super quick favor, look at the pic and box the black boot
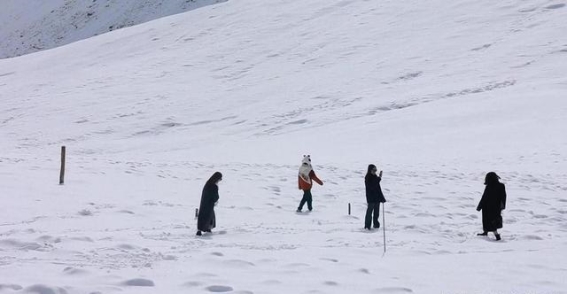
[196,231,202,236]
[495,233,501,241]
[477,232,488,236]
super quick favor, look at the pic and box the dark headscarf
[206,172,223,186]
[484,172,500,186]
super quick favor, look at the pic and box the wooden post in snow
[348,203,351,215]
[59,146,66,185]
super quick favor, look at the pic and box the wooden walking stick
[382,202,387,255]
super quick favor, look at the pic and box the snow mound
[121,279,155,287]
[23,285,68,294]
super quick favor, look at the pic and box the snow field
[1,0,567,293]
[1,155,566,293]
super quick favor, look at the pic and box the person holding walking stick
[364,164,386,230]
[196,172,222,236]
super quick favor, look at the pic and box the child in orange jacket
[297,155,323,212]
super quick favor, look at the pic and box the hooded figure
[297,155,323,212]
[364,164,386,230]
[476,172,507,240]
[197,172,222,236]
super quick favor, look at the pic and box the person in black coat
[197,172,222,236]
[364,164,386,230]
[477,172,507,240]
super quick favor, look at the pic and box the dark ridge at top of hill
[0,0,226,59]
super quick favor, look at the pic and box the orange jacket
[298,170,323,190]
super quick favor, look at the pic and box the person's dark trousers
[298,190,313,211]
[365,202,381,229]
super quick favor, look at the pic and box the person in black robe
[477,172,507,240]
[364,164,386,230]
[197,172,222,236]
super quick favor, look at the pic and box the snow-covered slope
[1,0,566,293]
[1,0,565,167]
[0,0,226,59]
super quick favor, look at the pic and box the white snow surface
[1,0,567,293]
[0,0,226,59]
